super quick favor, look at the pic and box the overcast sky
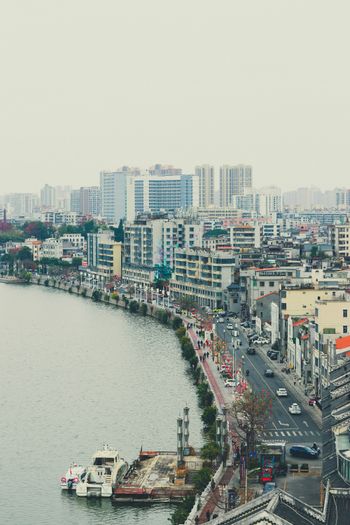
[0,0,349,193]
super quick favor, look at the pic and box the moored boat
[76,445,128,498]
[60,464,86,491]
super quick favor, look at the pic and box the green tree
[72,257,82,269]
[200,442,220,466]
[172,316,183,330]
[92,290,102,302]
[192,467,212,492]
[23,221,52,240]
[112,219,124,242]
[16,246,33,261]
[140,303,147,316]
[129,300,140,313]
[175,326,186,339]
[168,495,195,525]
[201,406,217,431]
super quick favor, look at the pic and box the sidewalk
[198,466,234,523]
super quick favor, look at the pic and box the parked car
[289,445,320,459]
[264,369,274,377]
[227,323,234,330]
[224,379,236,388]
[217,317,225,323]
[288,403,302,415]
[247,347,256,355]
[269,352,278,360]
[276,388,288,397]
[232,330,238,337]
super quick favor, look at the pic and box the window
[269,281,275,287]
[343,309,348,318]
[343,326,348,334]
[281,303,286,310]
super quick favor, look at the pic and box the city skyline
[1,1,350,193]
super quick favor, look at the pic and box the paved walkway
[197,466,234,523]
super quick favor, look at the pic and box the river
[0,284,202,525]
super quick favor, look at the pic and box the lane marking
[303,420,309,427]
[310,430,314,436]
[298,431,303,436]
[292,431,297,436]
[286,431,291,436]
[280,431,285,436]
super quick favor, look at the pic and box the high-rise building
[79,186,101,216]
[126,173,199,221]
[40,184,56,209]
[70,189,81,213]
[54,185,72,211]
[3,193,39,218]
[219,165,252,206]
[148,164,182,176]
[100,167,140,224]
[195,165,214,208]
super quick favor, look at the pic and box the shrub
[172,316,183,330]
[169,495,195,525]
[201,406,217,430]
[104,293,110,301]
[44,279,49,287]
[92,290,102,302]
[140,303,147,316]
[175,326,186,339]
[157,309,168,325]
[68,287,73,293]
[129,300,140,313]
[111,292,119,303]
[81,288,87,297]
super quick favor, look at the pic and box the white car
[288,403,302,415]
[227,323,234,330]
[217,318,225,323]
[224,379,236,388]
[276,388,288,397]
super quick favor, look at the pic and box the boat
[76,445,128,498]
[60,463,86,491]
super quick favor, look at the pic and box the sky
[0,0,350,194]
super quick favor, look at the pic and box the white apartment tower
[100,167,140,224]
[195,165,214,208]
[219,165,252,207]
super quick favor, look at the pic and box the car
[247,347,256,355]
[289,445,320,459]
[288,403,302,415]
[217,317,225,323]
[276,388,288,397]
[232,330,238,337]
[224,379,236,387]
[264,369,274,377]
[269,352,278,360]
[227,323,234,330]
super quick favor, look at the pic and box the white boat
[60,463,86,491]
[76,445,128,498]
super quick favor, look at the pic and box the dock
[113,450,203,504]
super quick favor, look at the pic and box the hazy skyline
[1,1,349,193]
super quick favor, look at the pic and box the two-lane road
[215,318,321,444]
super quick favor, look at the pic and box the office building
[79,186,101,216]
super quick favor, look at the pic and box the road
[215,318,321,446]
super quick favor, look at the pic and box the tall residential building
[3,193,39,218]
[100,167,140,224]
[195,165,214,208]
[70,189,81,213]
[233,186,282,216]
[40,184,56,209]
[87,230,122,280]
[148,164,182,176]
[219,164,252,207]
[126,173,199,221]
[54,185,72,211]
[79,186,101,216]
[331,221,350,258]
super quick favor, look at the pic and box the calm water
[0,284,202,525]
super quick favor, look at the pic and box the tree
[168,495,195,525]
[129,300,140,313]
[112,219,124,242]
[16,246,33,262]
[200,442,220,466]
[172,316,183,330]
[92,290,102,302]
[23,221,52,240]
[140,303,147,316]
[192,467,212,492]
[72,257,82,269]
[231,390,272,466]
[201,406,217,431]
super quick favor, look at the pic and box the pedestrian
[206,510,211,521]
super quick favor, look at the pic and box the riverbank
[31,277,231,524]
